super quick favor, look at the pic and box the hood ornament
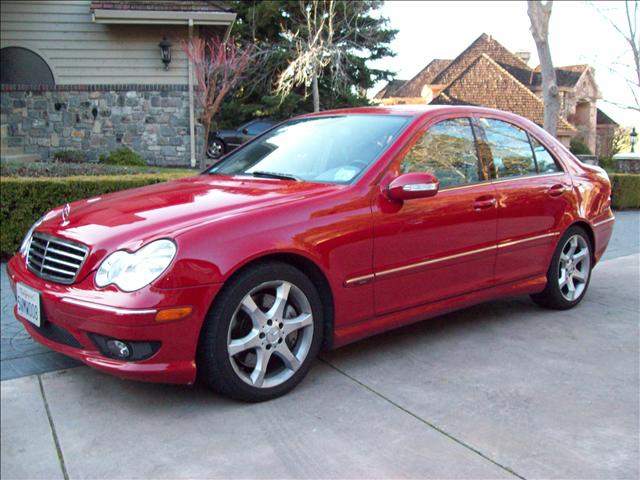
[61,203,71,225]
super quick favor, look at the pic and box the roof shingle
[431,33,531,85]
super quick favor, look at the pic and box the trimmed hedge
[0,161,195,178]
[0,172,193,259]
[610,173,640,210]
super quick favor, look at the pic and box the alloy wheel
[207,140,223,159]
[227,281,314,389]
[558,234,590,301]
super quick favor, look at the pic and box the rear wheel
[531,226,592,310]
[197,262,323,402]
[207,138,225,159]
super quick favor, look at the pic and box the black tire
[197,261,324,402]
[531,226,593,310]
[206,137,225,159]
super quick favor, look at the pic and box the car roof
[301,104,528,121]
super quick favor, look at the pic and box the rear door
[372,116,498,315]
[474,117,573,284]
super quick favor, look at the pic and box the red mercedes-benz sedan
[8,106,614,401]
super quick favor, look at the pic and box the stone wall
[0,85,203,166]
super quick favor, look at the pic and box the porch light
[159,36,172,70]
[630,127,637,153]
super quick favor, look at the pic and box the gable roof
[394,59,451,97]
[597,108,619,126]
[431,33,531,85]
[374,79,408,99]
[530,64,589,88]
[431,54,575,133]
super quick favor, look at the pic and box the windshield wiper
[251,171,300,181]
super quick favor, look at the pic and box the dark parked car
[207,119,278,159]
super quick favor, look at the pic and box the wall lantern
[159,37,172,70]
[630,127,637,153]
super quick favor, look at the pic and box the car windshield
[208,114,412,184]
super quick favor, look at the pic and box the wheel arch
[210,252,336,350]
[565,220,596,263]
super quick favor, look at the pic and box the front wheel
[197,262,323,402]
[531,226,592,310]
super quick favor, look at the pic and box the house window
[0,47,54,86]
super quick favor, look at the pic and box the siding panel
[0,0,190,85]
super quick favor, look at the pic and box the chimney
[515,50,531,64]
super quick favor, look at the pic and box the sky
[368,0,639,130]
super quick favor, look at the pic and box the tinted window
[531,136,560,173]
[210,115,411,184]
[480,118,536,178]
[401,118,482,188]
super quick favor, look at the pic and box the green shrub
[53,149,87,163]
[570,138,592,155]
[99,148,147,166]
[0,161,194,178]
[0,172,193,259]
[610,173,640,209]
[599,156,615,173]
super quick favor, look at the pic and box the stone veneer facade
[0,84,203,166]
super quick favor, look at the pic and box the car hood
[37,175,342,254]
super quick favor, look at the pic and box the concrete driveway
[1,213,638,479]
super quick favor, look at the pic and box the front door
[372,117,498,315]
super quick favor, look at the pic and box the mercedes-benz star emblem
[61,203,71,225]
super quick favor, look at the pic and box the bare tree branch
[183,36,252,167]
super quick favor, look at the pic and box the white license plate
[16,283,41,327]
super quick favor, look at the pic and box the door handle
[547,184,567,197]
[473,196,497,210]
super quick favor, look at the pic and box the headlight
[19,215,45,257]
[95,239,176,292]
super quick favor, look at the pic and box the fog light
[106,339,131,359]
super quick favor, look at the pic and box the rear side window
[480,118,536,178]
[400,118,482,188]
[530,136,560,173]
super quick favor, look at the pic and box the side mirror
[241,128,249,135]
[387,172,439,201]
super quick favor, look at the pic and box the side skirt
[332,275,547,349]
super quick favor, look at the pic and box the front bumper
[7,256,222,384]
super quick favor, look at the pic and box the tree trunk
[311,71,320,112]
[201,121,211,170]
[528,1,560,136]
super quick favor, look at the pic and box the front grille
[27,233,89,284]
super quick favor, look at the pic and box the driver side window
[400,118,482,188]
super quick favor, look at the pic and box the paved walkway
[1,213,638,478]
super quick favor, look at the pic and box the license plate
[16,283,41,327]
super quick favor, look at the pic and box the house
[376,33,613,153]
[0,0,236,166]
[595,109,620,158]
